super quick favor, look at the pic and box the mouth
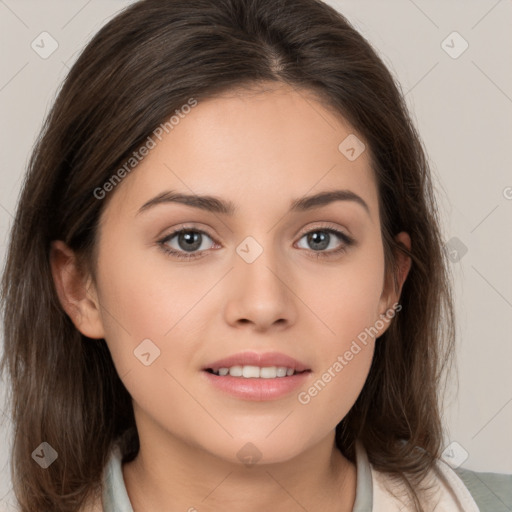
[204,366,312,378]
[201,362,312,401]
[202,350,311,378]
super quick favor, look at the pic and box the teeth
[211,365,298,378]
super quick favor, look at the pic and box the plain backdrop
[0,0,511,509]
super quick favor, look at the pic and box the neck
[122,425,357,512]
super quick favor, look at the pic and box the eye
[158,227,217,260]
[295,225,355,259]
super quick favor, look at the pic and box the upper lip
[203,351,311,372]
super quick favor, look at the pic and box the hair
[0,0,456,510]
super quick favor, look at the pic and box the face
[69,83,407,465]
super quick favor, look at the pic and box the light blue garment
[102,443,133,512]
[101,441,512,511]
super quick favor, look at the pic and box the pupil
[309,231,329,250]
[180,231,201,252]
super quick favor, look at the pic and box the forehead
[102,83,379,224]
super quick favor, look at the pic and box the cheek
[291,240,384,422]
[294,277,379,436]
[93,234,204,376]
[94,248,209,434]
[299,235,386,346]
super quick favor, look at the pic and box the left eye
[296,229,348,252]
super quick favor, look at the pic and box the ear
[49,240,105,339]
[376,231,412,331]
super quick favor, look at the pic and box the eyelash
[157,223,355,261]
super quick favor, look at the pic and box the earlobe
[49,240,105,339]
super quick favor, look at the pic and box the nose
[222,242,298,332]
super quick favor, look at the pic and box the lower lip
[201,370,311,401]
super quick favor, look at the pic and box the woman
[1,0,510,510]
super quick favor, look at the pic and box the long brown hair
[0,0,456,510]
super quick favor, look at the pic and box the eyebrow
[136,189,370,217]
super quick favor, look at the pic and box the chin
[204,436,309,467]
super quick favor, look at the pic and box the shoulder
[454,466,512,512]
[371,458,486,511]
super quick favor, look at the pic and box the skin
[51,82,411,512]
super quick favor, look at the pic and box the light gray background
[1,0,511,509]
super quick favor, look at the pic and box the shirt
[101,441,512,511]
